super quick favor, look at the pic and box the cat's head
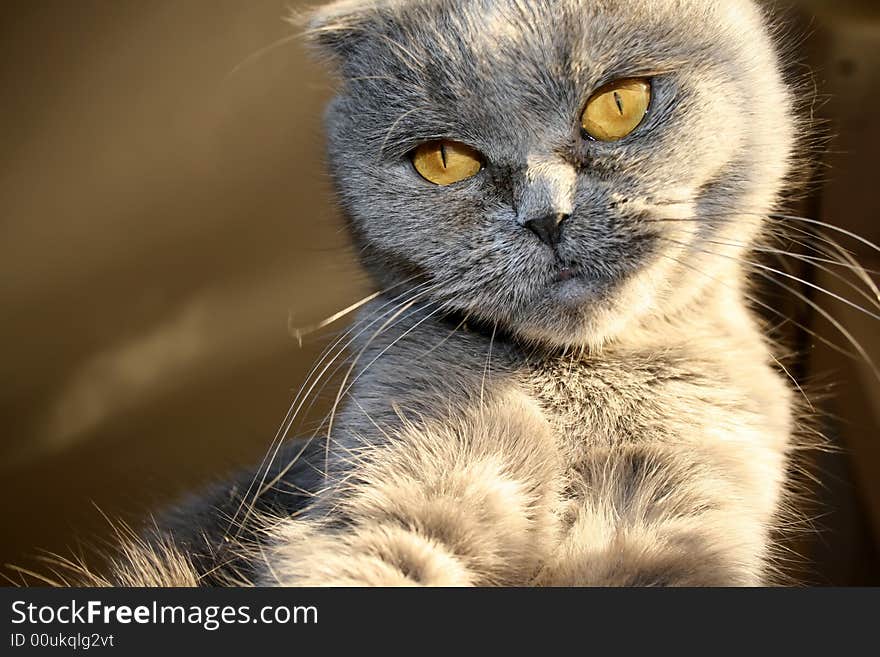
[305,0,796,348]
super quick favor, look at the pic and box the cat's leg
[535,440,788,587]
[259,396,561,586]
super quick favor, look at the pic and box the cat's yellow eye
[412,140,483,186]
[581,78,652,142]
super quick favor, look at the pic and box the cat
[93,0,812,586]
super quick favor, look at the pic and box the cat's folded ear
[293,0,394,64]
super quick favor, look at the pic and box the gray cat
[98,0,809,586]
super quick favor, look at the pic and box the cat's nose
[524,213,568,247]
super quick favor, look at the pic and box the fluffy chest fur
[521,340,793,453]
[293,297,795,586]
[333,298,792,460]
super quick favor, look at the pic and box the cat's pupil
[613,91,624,115]
[440,143,448,168]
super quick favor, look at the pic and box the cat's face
[309,0,795,348]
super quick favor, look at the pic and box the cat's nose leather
[524,213,568,247]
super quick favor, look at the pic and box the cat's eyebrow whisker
[374,33,424,70]
[225,32,304,79]
[378,106,424,158]
[345,74,398,83]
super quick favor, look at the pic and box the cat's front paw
[261,395,563,587]
[259,521,474,587]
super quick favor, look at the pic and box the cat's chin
[511,268,664,350]
[511,295,628,351]
[549,271,600,305]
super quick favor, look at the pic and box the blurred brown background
[1,0,878,586]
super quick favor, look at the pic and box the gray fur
[108,0,803,586]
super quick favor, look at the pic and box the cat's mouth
[553,264,585,284]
